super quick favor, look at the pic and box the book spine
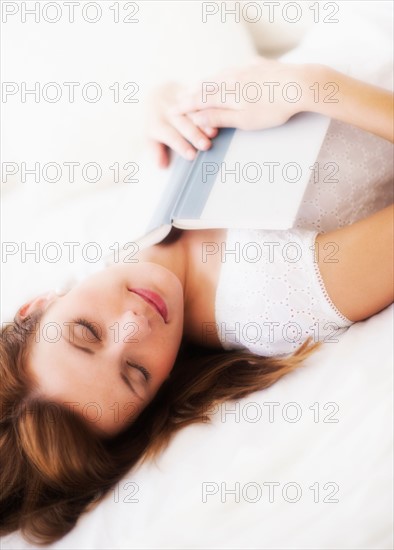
[144,154,197,234]
[173,128,235,219]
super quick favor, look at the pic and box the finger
[156,123,197,161]
[201,126,219,138]
[189,109,241,129]
[171,114,212,151]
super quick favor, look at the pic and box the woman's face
[25,262,185,437]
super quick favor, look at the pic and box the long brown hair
[0,309,317,545]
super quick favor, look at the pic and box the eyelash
[73,317,101,340]
[73,317,151,383]
[126,361,151,382]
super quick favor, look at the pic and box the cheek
[153,355,175,381]
[147,346,177,389]
[155,332,182,366]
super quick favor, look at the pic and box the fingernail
[198,138,210,150]
[205,127,216,137]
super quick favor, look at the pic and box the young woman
[1,57,393,545]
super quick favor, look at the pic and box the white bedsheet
[3,304,393,549]
[1,2,393,549]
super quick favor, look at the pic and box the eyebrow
[61,335,144,401]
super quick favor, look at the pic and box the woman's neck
[177,228,228,349]
[134,228,192,313]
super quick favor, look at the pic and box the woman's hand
[146,82,218,168]
[170,56,308,131]
[147,58,393,169]
[171,56,394,143]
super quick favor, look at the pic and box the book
[135,112,330,250]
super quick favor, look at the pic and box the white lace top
[214,227,352,356]
[293,120,393,233]
[214,121,393,356]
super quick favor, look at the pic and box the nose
[118,310,152,342]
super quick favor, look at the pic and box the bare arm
[171,58,394,152]
[303,65,394,143]
[317,205,394,322]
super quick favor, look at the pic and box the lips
[128,288,168,323]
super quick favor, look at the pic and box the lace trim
[311,246,353,326]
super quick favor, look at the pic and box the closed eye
[67,318,149,398]
[73,317,102,341]
[126,361,151,382]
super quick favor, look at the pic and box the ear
[16,290,58,322]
